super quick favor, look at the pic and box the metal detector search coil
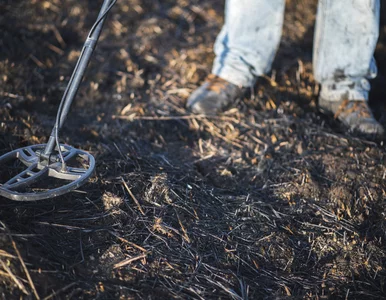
[0,145,95,201]
[0,0,116,201]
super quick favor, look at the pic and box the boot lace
[205,74,230,93]
[334,100,371,119]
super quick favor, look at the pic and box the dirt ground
[1,0,386,299]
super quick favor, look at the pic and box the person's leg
[314,0,383,136]
[187,0,285,114]
[212,0,286,87]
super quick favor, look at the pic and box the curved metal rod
[43,0,117,159]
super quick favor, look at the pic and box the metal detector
[0,0,117,201]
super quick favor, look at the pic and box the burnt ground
[0,0,386,299]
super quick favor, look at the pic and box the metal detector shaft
[43,0,114,157]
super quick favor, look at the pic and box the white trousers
[212,0,380,101]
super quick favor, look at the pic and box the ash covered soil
[0,0,386,299]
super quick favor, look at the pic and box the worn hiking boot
[186,74,243,114]
[319,97,384,137]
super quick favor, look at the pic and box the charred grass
[0,0,386,299]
